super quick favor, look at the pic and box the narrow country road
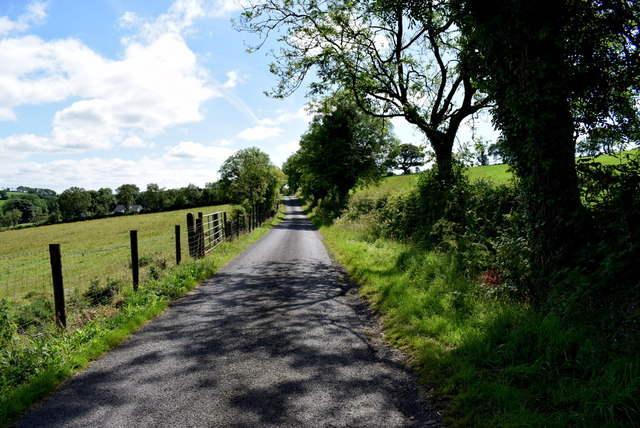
[17,197,441,427]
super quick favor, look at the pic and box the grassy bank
[306,152,639,427]
[0,207,284,426]
[311,216,637,427]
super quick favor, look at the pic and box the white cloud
[222,70,240,88]
[165,140,235,162]
[0,155,226,193]
[237,125,283,141]
[0,1,48,36]
[0,10,217,154]
[121,136,153,148]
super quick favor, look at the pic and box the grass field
[0,205,231,301]
[361,148,640,193]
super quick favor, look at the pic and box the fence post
[130,230,139,291]
[195,217,204,259]
[213,212,220,245]
[223,212,229,240]
[175,224,181,265]
[187,213,195,257]
[48,243,66,329]
[197,212,204,258]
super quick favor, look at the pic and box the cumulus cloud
[0,0,218,154]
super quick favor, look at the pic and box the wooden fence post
[187,213,195,257]
[48,243,66,329]
[195,217,204,259]
[223,212,230,240]
[130,230,139,291]
[175,224,181,265]
[197,212,204,258]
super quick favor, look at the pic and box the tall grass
[315,217,638,427]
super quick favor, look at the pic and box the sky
[0,0,487,194]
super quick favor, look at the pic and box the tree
[453,0,640,292]
[58,187,91,221]
[2,197,37,223]
[392,143,426,174]
[288,92,399,210]
[179,184,203,208]
[0,209,22,228]
[138,184,162,212]
[115,184,140,213]
[219,147,284,214]
[238,0,489,184]
[90,188,116,217]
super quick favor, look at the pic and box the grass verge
[0,208,284,426]
[307,209,638,427]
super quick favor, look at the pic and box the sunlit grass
[0,205,232,301]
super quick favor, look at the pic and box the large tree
[286,92,398,209]
[58,187,91,221]
[453,0,640,292]
[238,0,488,183]
[219,147,284,214]
[115,184,140,213]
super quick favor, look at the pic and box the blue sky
[0,0,487,193]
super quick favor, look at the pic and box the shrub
[0,299,15,348]
[84,278,123,306]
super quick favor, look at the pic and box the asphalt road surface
[17,197,441,427]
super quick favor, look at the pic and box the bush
[0,299,15,348]
[14,296,55,334]
[84,278,123,306]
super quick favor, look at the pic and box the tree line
[0,183,227,228]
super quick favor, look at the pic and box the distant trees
[58,187,92,221]
[392,144,426,174]
[284,92,398,210]
[219,147,284,214]
[89,188,116,217]
[115,184,140,214]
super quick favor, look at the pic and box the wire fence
[0,206,275,331]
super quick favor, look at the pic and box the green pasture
[0,205,231,301]
[359,148,639,195]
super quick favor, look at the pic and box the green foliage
[219,147,284,215]
[453,0,640,294]
[115,184,140,213]
[238,0,488,184]
[285,92,398,214]
[0,300,15,349]
[390,143,426,174]
[84,279,123,306]
[58,187,92,221]
[13,296,55,335]
[320,199,640,427]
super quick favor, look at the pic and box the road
[17,197,441,427]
